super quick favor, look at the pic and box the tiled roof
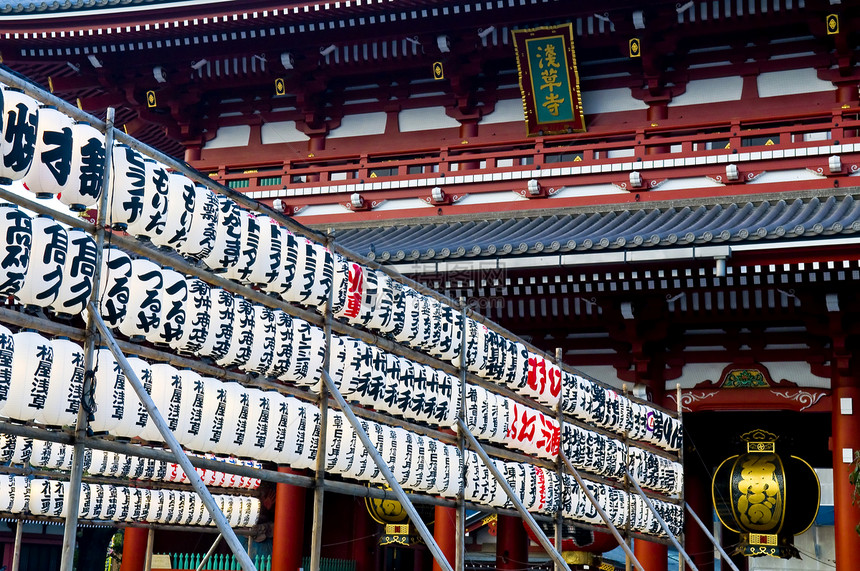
[335,191,860,262]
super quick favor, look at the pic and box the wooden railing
[204,107,860,198]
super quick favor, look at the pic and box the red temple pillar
[684,452,715,571]
[119,527,148,571]
[634,539,667,571]
[432,506,456,571]
[495,515,527,571]
[272,467,307,571]
[351,498,376,571]
[832,382,860,569]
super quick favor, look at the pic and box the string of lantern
[0,72,685,562]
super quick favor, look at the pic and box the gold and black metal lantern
[712,429,819,559]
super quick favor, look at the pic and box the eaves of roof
[330,187,860,263]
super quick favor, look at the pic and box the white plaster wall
[328,112,388,139]
[261,121,310,144]
[669,76,743,107]
[757,68,836,98]
[398,107,460,132]
[204,124,251,149]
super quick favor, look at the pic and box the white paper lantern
[118,258,162,340]
[0,475,15,511]
[262,394,293,464]
[151,172,195,249]
[246,215,282,286]
[125,159,169,238]
[215,296,254,368]
[176,184,218,260]
[155,268,188,346]
[98,247,132,328]
[50,228,96,316]
[36,337,85,427]
[242,305,275,375]
[0,204,32,296]
[178,370,213,453]
[213,381,250,456]
[283,237,333,308]
[265,310,293,379]
[55,121,106,211]
[140,363,179,442]
[3,331,53,422]
[21,105,74,198]
[289,400,320,470]
[90,347,125,433]
[201,194,241,272]
[108,144,146,230]
[15,215,67,307]
[0,324,14,411]
[197,286,233,360]
[351,269,379,328]
[171,277,211,355]
[0,87,39,184]
[332,257,365,320]
[28,478,53,516]
[9,475,30,514]
[280,319,326,390]
[112,356,153,439]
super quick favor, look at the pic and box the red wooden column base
[432,506,456,571]
[495,515,527,571]
[832,385,860,569]
[272,466,307,571]
[119,527,149,571]
[634,539,667,571]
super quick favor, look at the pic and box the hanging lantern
[201,194,241,272]
[265,310,293,379]
[0,204,32,296]
[141,364,182,443]
[50,228,96,317]
[151,172,194,249]
[242,305,276,375]
[108,144,146,230]
[118,258,163,340]
[3,331,53,423]
[279,318,326,390]
[246,215,282,286]
[178,370,214,453]
[112,356,154,439]
[0,87,39,184]
[215,296,254,368]
[55,121,106,211]
[36,337,85,428]
[156,268,188,346]
[212,381,250,456]
[171,278,211,355]
[16,215,67,308]
[90,347,125,434]
[713,429,820,559]
[197,286,234,360]
[98,247,133,328]
[21,105,74,198]
[286,237,333,308]
[125,159,169,238]
[176,183,218,261]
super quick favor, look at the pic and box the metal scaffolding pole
[684,503,739,571]
[456,418,572,571]
[455,298,468,571]
[196,534,224,571]
[89,303,258,571]
[559,451,645,571]
[11,518,22,571]
[59,106,116,571]
[320,368,455,571]
[625,470,697,571]
[310,240,335,571]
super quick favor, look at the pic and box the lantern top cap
[740,429,779,443]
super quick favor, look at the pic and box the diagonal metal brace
[456,418,572,571]
[559,451,645,571]
[321,369,455,571]
[625,469,698,571]
[89,303,258,571]
[685,503,739,571]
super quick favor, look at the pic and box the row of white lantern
[0,87,107,211]
[0,475,259,527]
[560,475,683,537]
[561,371,682,452]
[332,336,461,427]
[0,205,97,315]
[325,411,462,498]
[562,424,682,495]
[0,434,260,489]
[462,451,559,514]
